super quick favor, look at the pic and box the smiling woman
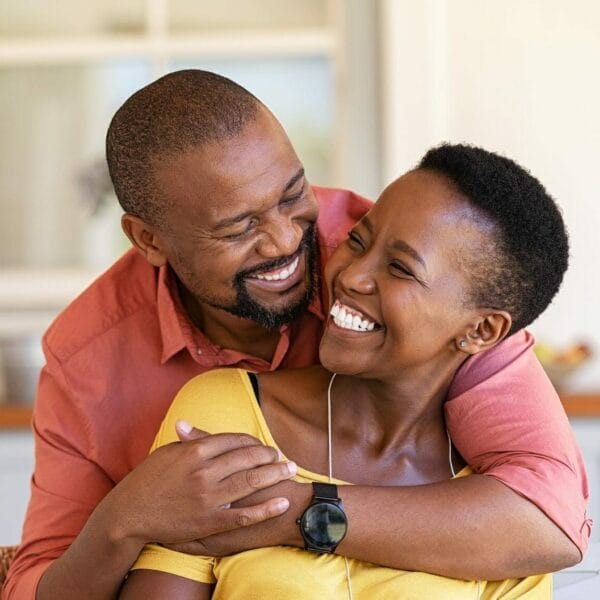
[121,143,570,600]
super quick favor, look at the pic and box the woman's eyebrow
[390,239,426,269]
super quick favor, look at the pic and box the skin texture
[119,171,579,598]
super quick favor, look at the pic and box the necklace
[326,373,479,600]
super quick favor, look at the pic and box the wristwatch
[297,482,348,553]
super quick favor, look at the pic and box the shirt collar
[156,265,190,364]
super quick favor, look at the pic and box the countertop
[2,394,600,429]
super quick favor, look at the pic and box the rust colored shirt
[3,187,590,599]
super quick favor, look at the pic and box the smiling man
[4,70,589,600]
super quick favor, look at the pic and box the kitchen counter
[2,394,600,429]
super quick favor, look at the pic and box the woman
[121,144,567,598]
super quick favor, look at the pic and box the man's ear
[455,310,512,355]
[121,213,168,268]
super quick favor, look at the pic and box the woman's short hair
[418,143,569,333]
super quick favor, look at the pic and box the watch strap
[312,482,340,502]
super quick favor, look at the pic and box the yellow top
[131,368,551,599]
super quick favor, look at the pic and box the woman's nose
[337,256,376,295]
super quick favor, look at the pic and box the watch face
[300,502,348,549]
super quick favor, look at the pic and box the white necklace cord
[448,431,480,599]
[328,374,475,600]
[326,372,337,482]
[447,429,456,477]
[327,372,354,600]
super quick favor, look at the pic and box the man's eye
[280,191,304,207]
[222,219,258,240]
[390,261,413,277]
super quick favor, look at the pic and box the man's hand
[104,420,296,547]
[164,478,309,556]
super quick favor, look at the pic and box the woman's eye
[347,231,364,250]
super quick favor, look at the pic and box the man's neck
[179,286,281,363]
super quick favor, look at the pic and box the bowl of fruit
[534,342,592,392]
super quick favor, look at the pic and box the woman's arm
[119,570,212,599]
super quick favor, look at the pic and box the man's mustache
[238,249,302,280]
[235,226,314,281]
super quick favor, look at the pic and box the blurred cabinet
[0,430,34,544]
[0,0,381,405]
[570,417,600,543]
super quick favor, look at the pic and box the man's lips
[244,254,305,293]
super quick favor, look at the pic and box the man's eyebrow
[283,167,305,194]
[361,215,426,269]
[214,168,306,230]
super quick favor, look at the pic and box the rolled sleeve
[445,330,591,554]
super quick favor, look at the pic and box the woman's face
[320,169,489,381]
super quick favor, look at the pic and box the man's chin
[229,284,312,330]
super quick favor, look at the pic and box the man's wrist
[92,488,147,553]
[282,481,313,547]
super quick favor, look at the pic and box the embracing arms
[120,331,586,599]
[3,371,294,600]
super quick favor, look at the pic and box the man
[4,70,589,599]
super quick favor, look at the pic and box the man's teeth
[330,301,376,332]
[254,256,300,281]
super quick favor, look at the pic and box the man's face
[152,109,320,329]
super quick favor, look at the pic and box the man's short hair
[418,143,569,333]
[106,69,261,225]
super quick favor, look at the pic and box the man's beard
[211,224,318,330]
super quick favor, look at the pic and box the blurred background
[0,0,599,583]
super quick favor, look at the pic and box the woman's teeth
[330,300,377,332]
[254,256,300,281]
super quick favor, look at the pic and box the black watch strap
[312,482,339,501]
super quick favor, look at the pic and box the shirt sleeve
[3,357,115,599]
[131,544,216,584]
[445,329,592,554]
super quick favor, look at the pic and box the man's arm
[178,331,585,579]
[3,367,293,600]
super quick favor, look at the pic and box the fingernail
[176,419,192,434]
[275,498,290,511]
[286,461,297,475]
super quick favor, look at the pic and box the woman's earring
[458,339,467,349]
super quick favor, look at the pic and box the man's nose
[256,214,303,258]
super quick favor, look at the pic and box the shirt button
[197,348,203,355]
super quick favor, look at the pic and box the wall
[380,0,600,389]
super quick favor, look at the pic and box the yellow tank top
[131,369,551,599]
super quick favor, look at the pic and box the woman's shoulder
[153,368,265,448]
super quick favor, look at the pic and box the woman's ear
[121,213,168,268]
[456,310,512,355]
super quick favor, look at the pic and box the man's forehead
[152,112,304,223]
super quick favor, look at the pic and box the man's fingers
[212,497,291,534]
[175,419,210,442]
[213,460,298,506]
[185,431,270,461]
